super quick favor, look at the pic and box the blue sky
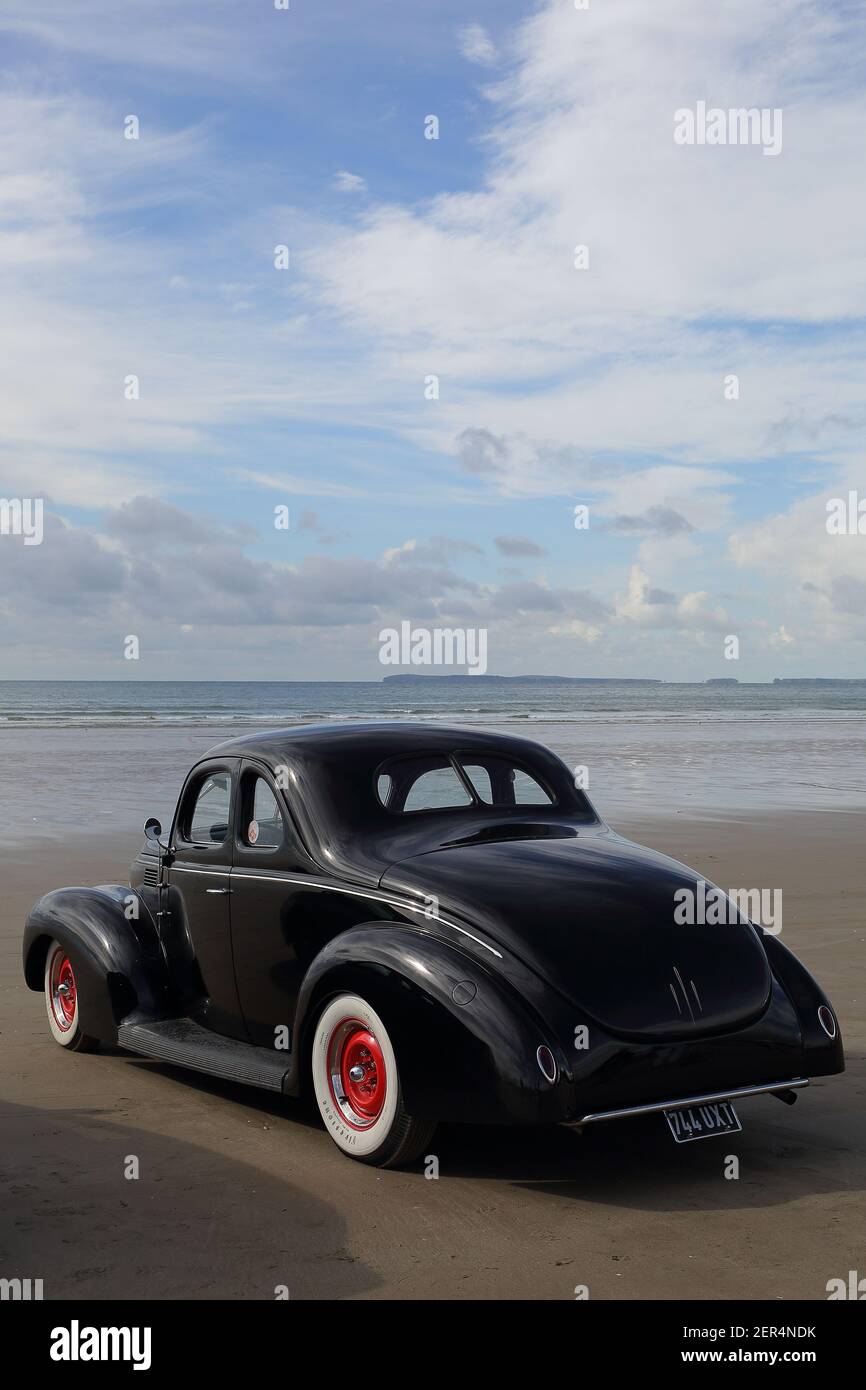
[1,0,865,679]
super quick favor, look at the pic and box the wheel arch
[290,923,565,1125]
[23,885,171,1042]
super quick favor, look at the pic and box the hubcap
[327,1019,387,1129]
[50,952,77,1032]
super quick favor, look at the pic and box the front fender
[24,885,172,1042]
[290,923,568,1124]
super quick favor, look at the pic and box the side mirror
[144,817,162,843]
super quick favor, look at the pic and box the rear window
[461,758,553,806]
[376,752,554,813]
[377,756,473,812]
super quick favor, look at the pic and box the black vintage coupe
[24,723,843,1166]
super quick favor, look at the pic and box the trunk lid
[381,827,771,1040]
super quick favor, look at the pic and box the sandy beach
[2,810,863,1301]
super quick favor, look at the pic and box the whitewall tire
[44,941,99,1052]
[311,992,435,1167]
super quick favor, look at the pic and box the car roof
[206,720,550,762]
[201,720,596,885]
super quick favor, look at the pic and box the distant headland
[382,674,662,684]
[382,674,865,685]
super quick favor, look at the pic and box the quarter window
[243,777,284,849]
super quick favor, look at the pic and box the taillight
[817,1005,837,1039]
[536,1045,557,1084]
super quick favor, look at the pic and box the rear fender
[24,885,172,1042]
[762,932,844,1074]
[290,924,567,1124]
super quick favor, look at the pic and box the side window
[187,772,232,845]
[242,776,284,850]
[512,768,552,805]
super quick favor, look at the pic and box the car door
[229,759,325,1048]
[167,757,246,1039]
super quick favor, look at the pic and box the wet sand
[1,813,864,1300]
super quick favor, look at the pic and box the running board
[571,1077,810,1126]
[118,1018,290,1093]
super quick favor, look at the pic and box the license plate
[664,1100,742,1143]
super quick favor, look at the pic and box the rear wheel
[311,992,436,1167]
[44,941,99,1052]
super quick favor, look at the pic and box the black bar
[7,1298,862,1375]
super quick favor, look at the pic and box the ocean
[3,678,866,726]
[1,680,865,839]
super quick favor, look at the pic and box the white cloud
[333,170,367,194]
[769,624,795,649]
[0,0,862,677]
[303,0,866,489]
[730,476,866,642]
[0,1,278,81]
[381,538,418,567]
[458,23,497,67]
[546,618,602,643]
[616,564,732,634]
[5,2,865,516]
[236,469,366,500]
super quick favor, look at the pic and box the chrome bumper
[570,1077,810,1126]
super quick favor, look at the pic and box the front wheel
[44,941,99,1052]
[311,993,436,1167]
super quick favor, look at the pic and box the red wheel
[50,953,77,1032]
[43,940,99,1051]
[327,1019,388,1128]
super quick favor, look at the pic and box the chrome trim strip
[672,964,696,1022]
[169,864,502,958]
[573,1077,809,1126]
[171,865,230,875]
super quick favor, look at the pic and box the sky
[1,0,865,681]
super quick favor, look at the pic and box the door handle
[206,887,231,895]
